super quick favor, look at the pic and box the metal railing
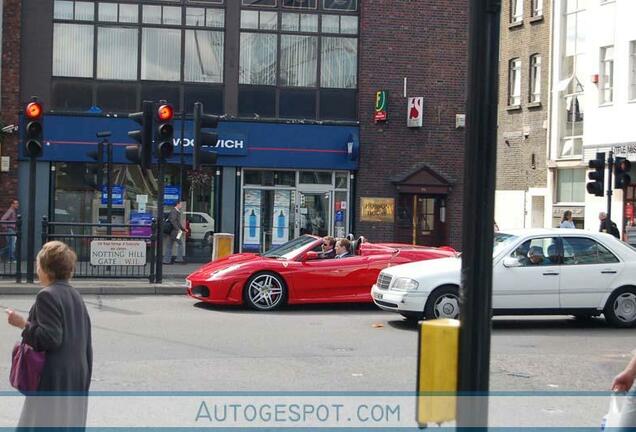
[42,217,157,282]
[0,216,22,282]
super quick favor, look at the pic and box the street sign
[164,185,181,206]
[90,240,146,266]
[407,97,423,128]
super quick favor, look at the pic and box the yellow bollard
[416,318,460,426]
[212,233,234,260]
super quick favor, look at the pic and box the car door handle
[601,270,617,274]
[542,272,559,276]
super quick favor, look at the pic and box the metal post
[607,151,614,223]
[214,168,222,234]
[107,139,113,236]
[457,0,501,428]
[26,156,37,283]
[15,214,22,284]
[156,161,165,284]
[149,218,157,283]
[41,216,48,248]
[350,172,356,236]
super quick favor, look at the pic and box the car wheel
[424,286,460,320]
[203,232,213,246]
[244,272,287,311]
[604,287,636,328]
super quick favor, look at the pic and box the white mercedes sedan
[371,229,636,327]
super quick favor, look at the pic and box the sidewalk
[0,262,198,296]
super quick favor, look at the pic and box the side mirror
[303,251,319,261]
[502,256,521,268]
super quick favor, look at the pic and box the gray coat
[18,281,92,429]
[168,207,185,240]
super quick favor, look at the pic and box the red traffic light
[157,104,174,122]
[25,102,43,119]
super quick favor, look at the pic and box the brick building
[356,0,468,249]
[0,0,21,212]
[495,0,551,229]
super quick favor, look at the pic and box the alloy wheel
[433,294,460,319]
[613,292,636,324]
[247,274,284,310]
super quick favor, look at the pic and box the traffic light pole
[457,0,501,428]
[156,160,165,284]
[107,138,113,236]
[26,155,37,283]
[607,151,614,223]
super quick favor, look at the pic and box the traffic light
[23,99,43,158]
[86,140,104,190]
[192,101,218,170]
[586,152,606,197]
[155,102,174,160]
[614,157,632,189]
[126,101,153,169]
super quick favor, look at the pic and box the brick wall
[356,0,468,249]
[496,0,551,191]
[0,0,21,211]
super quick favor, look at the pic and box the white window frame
[509,58,521,106]
[510,0,524,23]
[529,54,541,103]
[531,0,543,17]
[599,45,614,105]
[629,41,636,102]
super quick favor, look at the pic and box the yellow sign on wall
[360,197,395,223]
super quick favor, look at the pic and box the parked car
[186,235,457,311]
[372,229,636,327]
[185,212,215,243]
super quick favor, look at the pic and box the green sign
[374,91,388,122]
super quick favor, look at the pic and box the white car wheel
[605,288,636,328]
[424,286,460,320]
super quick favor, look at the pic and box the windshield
[262,235,318,259]
[494,233,518,257]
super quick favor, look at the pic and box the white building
[548,0,636,237]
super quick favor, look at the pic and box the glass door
[296,190,332,238]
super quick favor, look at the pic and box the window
[279,35,318,87]
[510,0,523,23]
[186,8,225,27]
[600,46,614,104]
[53,23,94,77]
[97,27,138,80]
[529,54,541,103]
[142,5,181,25]
[557,168,585,203]
[283,0,318,8]
[282,13,318,32]
[323,0,357,11]
[54,1,94,20]
[98,3,138,23]
[629,41,636,101]
[510,238,559,267]
[531,0,542,17]
[562,237,619,265]
[184,30,224,83]
[508,58,521,106]
[241,10,278,30]
[321,37,357,88]
[240,33,278,85]
[141,28,181,81]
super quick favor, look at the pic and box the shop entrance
[395,194,444,246]
[297,190,331,238]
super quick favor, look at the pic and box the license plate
[375,293,383,300]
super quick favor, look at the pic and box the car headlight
[391,277,420,292]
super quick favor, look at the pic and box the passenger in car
[318,236,336,259]
[514,243,531,265]
[334,239,353,259]
[547,244,560,264]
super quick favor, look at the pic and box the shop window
[244,170,263,185]
[239,86,276,118]
[184,86,224,115]
[96,83,138,112]
[243,170,296,186]
[279,89,316,119]
[274,171,296,186]
[52,80,93,111]
[300,171,331,184]
[335,172,348,189]
[319,89,356,120]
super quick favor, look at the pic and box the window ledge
[508,21,523,29]
[506,105,522,112]
[629,99,636,104]
[529,15,544,24]
[599,102,614,108]
[527,101,542,109]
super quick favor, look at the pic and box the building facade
[495,0,552,230]
[11,0,469,261]
[548,0,636,239]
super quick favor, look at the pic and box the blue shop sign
[19,114,359,170]
[101,185,124,205]
[130,211,153,238]
[164,186,181,206]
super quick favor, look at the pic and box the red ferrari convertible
[186,235,456,311]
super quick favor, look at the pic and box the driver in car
[527,246,549,265]
[318,236,336,259]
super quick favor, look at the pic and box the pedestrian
[599,212,621,239]
[1,199,19,262]
[611,352,636,427]
[559,210,575,228]
[5,241,92,429]
[163,202,188,264]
